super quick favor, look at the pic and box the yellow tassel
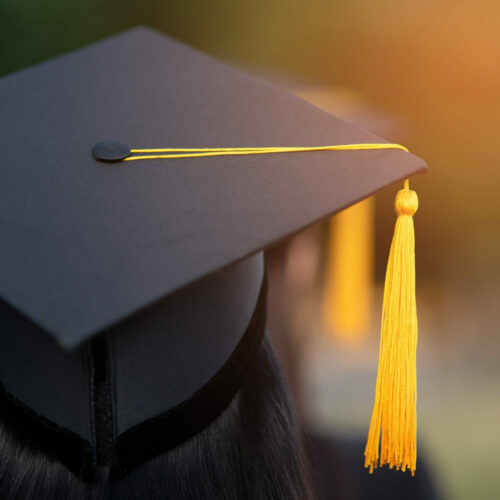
[322,198,374,342]
[364,179,418,476]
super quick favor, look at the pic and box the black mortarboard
[0,27,426,478]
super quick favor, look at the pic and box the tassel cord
[122,143,409,161]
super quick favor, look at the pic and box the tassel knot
[395,185,418,216]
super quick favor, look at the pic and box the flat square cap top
[0,27,426,348]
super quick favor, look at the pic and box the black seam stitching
[86,342,98,472]
[108,332,118,465]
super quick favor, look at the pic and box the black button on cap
[92,141,131,162]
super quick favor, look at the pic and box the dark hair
[0,336,311,499]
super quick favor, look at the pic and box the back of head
[0,253,311,499]
[0,337,311,499]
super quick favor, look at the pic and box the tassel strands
[364,179,419,475]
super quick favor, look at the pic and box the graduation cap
[0,27,426,479]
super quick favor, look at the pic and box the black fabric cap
[0,26,426,349]
[0,27,427,478]
[0,253,265,477]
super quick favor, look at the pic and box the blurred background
[1,1,499,498]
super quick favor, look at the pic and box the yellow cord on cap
[123,143,409,161]
[365,178,418,476]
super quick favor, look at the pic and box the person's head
[0,253,311,499]
[0,336,311,499]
